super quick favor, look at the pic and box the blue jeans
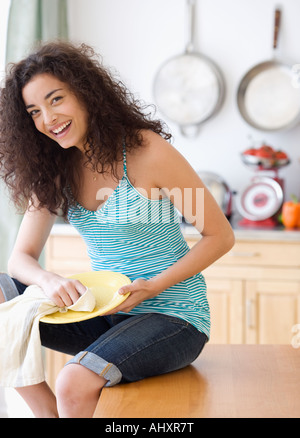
[1,274,208,386]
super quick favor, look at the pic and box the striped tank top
[68,145,210,337]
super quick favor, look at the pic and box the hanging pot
[153,0,225,137]
[198,171,232,219]
[237,8,300,132]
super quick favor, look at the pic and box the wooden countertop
[94,344,300,418]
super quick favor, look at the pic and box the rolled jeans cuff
[66,351,122,387]
[0,273,19,301]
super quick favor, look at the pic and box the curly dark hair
[0,41,171,218]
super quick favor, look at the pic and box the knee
[55,364,78,403]
[56,364,106,407]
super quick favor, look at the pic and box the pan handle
[180,124,201,138]
[185,0,196,53]
[273,8,281,50]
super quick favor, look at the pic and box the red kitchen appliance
[236,147,289,227]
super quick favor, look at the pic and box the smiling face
[22,73,89,151]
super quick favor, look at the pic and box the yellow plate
[40,271,131,324]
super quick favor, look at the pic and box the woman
[0,41,234,418]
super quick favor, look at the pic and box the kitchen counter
[51,221,300,242]
[183,223,300,242]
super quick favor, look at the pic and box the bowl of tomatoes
[241,144,290,170]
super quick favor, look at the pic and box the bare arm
[7,203,86,307]
[147,134,235,293]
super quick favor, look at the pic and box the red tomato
[243,148,257,155]
[275,150,288,160]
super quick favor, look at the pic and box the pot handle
[180,124,201,138]
[185,0,196,53]
[273,8,281,50]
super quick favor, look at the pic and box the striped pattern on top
[68,147,210,337]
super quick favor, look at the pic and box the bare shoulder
[129,130,186,172]
[131,130,200,189]
[139,129,177,159]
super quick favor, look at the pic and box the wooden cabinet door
[205,278,244,344]
[245,280,300,344]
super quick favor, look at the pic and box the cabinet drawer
[218,241,300,268]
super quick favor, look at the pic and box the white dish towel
[0,285,96,387]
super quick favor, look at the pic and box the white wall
[68,0,300,209]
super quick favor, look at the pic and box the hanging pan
[237,8,300,132]
[153,0,225,137]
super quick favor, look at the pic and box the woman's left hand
[104,278,157,314]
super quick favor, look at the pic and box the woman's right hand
[39,272,87,308]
